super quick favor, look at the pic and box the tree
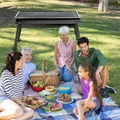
[98,0,108,12]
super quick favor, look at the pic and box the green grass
[0,0,120,104]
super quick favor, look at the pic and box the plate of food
[39,89,57,97]
[51,102,62,111]
[30,81,45,92]
[45,86,55,92]
[42,102,62,112]
[56,94,74,104]
[45,95,55,102]
[58,85,72,94]
[22,96,48,110]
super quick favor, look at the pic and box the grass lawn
[0,0,120,104]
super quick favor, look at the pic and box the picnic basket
[29,61,60,87]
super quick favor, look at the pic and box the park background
[0,0,120,104]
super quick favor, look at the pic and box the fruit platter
[42,102,62,112]
[22,96,48,110]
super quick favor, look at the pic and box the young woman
[54,26,76,82]
[0,51,34,120]
[73,63,102,120]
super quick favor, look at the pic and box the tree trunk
[98,0,108,12]
[98,0,103,11]
[80,0,99,3]
[103,0,108,12]
[81,0,84,2]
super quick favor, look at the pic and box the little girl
[73,63,102,120]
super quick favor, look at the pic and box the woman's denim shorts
[85,97,101,117]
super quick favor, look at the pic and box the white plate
[56,98,74,104]
[39,89,57,97]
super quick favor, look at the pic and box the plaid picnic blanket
[30,101,120,120]
[25,87,120,120]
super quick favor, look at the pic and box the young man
[74,37,116,98]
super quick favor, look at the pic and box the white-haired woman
[54,26,76,82]
[21,48,36,89]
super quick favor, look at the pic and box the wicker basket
[29,70,60,87]
[30,61,60,87]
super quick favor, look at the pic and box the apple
[32,81,40,87]
[32,81,44,87]
[38,81,44,87]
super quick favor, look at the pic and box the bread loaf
[58,94,71,102]
[64,94,71,102]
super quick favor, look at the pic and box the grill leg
[74,22,80,41]
[12,22,21,51]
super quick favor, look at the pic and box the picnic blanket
[30,101,120,120]
[24,87,120,120]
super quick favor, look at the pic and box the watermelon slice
[51,102,62,111]
[42,103,53,112]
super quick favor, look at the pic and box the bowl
[45,86,55,92]
[58,85,72,94]
[45,95,55,101]
[30,84,45,92]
